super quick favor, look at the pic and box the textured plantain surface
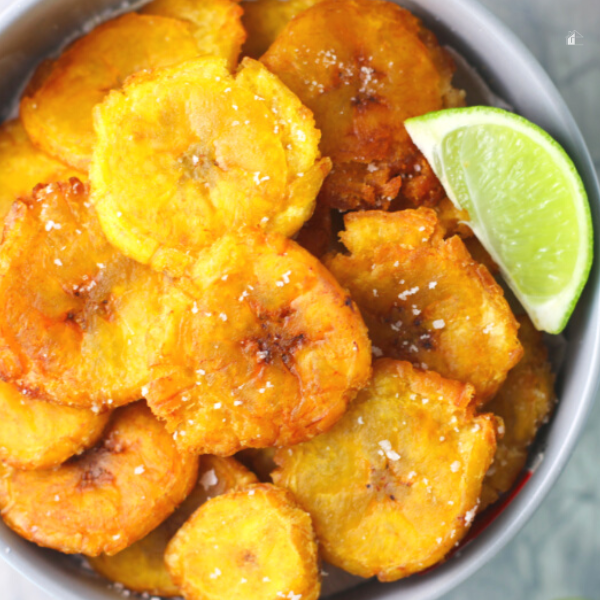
[0,179,182,409]
[325,209,523,403]
[165,483,321,600]
[480,315,556,510]
[0,380,110,470]
[242,0,321,59]
[145,228,372,455]
[89,455,257,596]
[0,402,198,556]
[91,56,330,276]
[20,14,204,171]
[273,359,498,581]
[142,0,245,70]
[0,119,85,223]
[261,0,465,211]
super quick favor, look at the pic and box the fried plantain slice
[325,209,522,403]
[165,483,321,600]
[0,119,85,223]
[0,178,180,409]
[89,455,257,596]
[91,56,330,276]
[273,359,498,581]
[480,315,556,510]
[0,402,198,556]
[142,0,245,70]
[20,13,202,171]
[0,381,110,470]
[241,0,321,59]
[261,0,465,211]
[145,228,371,455]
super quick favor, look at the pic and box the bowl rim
[0,0,599,599]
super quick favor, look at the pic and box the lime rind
[405,106,593,334]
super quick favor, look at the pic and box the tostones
[142,0,245,70]
[165,483,321,600]
[325,209,522,403]
[89,455,257,596]
[0,119,85,223]
[20,13,202,171]
[0,402,198,556]
[261,0,465,211]
[273,359,498,580]
[91,56,330,276]
[480,315,555,510]
[0,381,110,470]
[242,0,321,59]
[0,178,180,409]
[145,228,371,455]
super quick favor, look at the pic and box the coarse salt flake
[201,469,218,490]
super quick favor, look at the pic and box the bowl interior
[0,1,599,599]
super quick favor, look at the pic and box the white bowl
[1,0,599,598]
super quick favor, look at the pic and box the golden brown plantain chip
[89,455,257,596]
[0,402,198,556]
[142,0,245,70]
[0,381,110,470]
[145,228,371,456]
[0,120,85,223]
[480,315,555,510]
[273,359,498,581]
[241,0,321,59]
[0,178,180,409]
[325,209,522,403]
[261,0,465,211]
[91,56,330,276]
[20,13,202,171]
[165,483,321,600]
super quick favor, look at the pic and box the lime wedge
[405,106,593,334]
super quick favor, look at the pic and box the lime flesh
[405,106,593,334]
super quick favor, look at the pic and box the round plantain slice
[273,359,499,581]
[0,119,85,223]
[89,455,257,596]
[142,0,245,70]
[0,178,181,409]
[0,380,110,470]
[165,483,321,600]
[0,402,198,556]
[145,228,372,455]
[91,56,331,276]
[241,0,321,59]
[261,0,465,211]
[20,13,203,171]
[325,209,523,403]
[480,315,556,510]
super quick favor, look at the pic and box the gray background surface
[0,0,598,598]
